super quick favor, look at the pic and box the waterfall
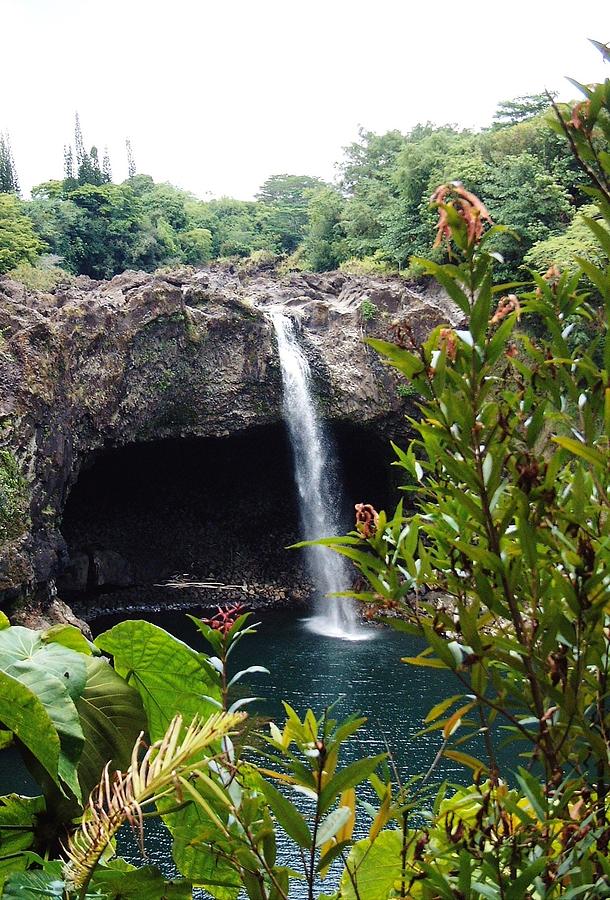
[270,309,367,640]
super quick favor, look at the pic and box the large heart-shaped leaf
[95,620,221,740]
[0,626,87,701]
[91,863,192,899]
[2,865,64,899]
[0,670,61,788]
[7,662,83,799]
[340,829,404,900]
[168,814,241,900]
[75,656,146,797]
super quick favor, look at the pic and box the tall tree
[126,139,136,178]
[63,145,75,181]
[0,133,20,195]
[492,92,555,128]
[73,112,85,167]
[255,174,326,252]
[102,147,112,183]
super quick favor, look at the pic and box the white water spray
[270,309,368,640]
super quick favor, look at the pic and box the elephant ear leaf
[0,626,89,799]
[75,656,147,798]
[6,661,84,800]
[0,670,62,789]
[96,620,221,740]
[0,626,88,701]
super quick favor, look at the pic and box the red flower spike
[201,603,247,635]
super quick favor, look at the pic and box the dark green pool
[90,605,465,896]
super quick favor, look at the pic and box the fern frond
[63,711,245,893]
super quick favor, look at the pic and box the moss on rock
[0,450,29,542]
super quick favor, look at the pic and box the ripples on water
[89,606,466,897]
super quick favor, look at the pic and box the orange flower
[431,182,492,249]
[355,502,379,538]
[439,328,457,362]
[490,294,520,326]
[568,100,593,136]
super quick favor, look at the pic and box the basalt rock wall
[0,264,461,619]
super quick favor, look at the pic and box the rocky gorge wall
[0,264,460,624]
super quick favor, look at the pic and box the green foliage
[0,195,43,274]
[7,257,73,291]
[179,226,213,265]
[0,451,29,543]
[492,92,554,128]
[1,88,590,279]
[0,134,19,195]
[95,619,221,740]
[301,187,347,271]
[256,174,327,253]
[339,255,396,276]
[396,381,419,399]
[0,625,144,804]
[359,298,378,321]
[313,60,610,896]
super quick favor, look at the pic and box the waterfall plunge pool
[86,604,467,896]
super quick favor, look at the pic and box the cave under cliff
[58,421,397,614]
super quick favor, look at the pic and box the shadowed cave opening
[59,422,397,614]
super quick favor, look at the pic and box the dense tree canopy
[0,194,43,274]
[0,90,595,280]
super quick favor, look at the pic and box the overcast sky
[2,0,608,199]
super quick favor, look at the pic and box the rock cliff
[0,264,460,619]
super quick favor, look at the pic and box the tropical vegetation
[0,38,609,900]
[0,89,594,280]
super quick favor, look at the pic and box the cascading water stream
[269,309,369,640]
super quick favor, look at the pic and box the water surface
[91,606,464,896]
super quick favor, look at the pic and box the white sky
[2,0,609,199]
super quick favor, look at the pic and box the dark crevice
[58,422,398,612]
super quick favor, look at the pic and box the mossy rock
[0,450,30,542]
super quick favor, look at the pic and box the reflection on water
[91,606,464,896]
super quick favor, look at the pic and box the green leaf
[319,754,386,814]
[0,669,62,792]
[41,624,95,656]
[260,779,312,849]
[401,655,447,668]
[315,806,352,847]
[340,830,403,900]
[365,338,425,379]
[443,750,489,774]
[75,656,147,798]
[0,794,45,880]
[8,662,83,799]
[317,839,353,874]
[95,620,221,740]
[91,864,193,899]
[424,695,463,724]
[0,626,88,701]
[166,812,241,898]
[576,256,609,295]
[515,769,547,821]
[552,435,606,468]
[505,858,548,900]
[2,869,65,898]
[0,613,10,630]
[583,214,610,258]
